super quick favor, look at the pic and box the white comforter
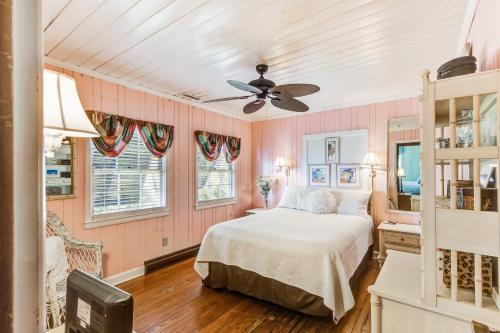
[194,207,374,322]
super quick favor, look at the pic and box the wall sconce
[361,152,381,190]
[274,156,290,184]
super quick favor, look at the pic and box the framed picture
[325,137,339,163]
[337,164,360,188]
[309,165,330,187]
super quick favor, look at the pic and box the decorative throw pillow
[331,189,372,216]
[306,189,337,214]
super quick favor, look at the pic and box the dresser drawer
[384,232,420,247]
[385,242,421,254]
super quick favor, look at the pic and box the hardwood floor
[119,257,379,333]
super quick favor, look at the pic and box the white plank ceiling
[43,0,472,120]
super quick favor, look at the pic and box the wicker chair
[45,210,103,329]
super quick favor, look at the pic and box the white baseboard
[104,266,145,286]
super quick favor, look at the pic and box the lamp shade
[274,156,287,167]
[397,167,406,177]
[361,152,380,167]
[44,70,99,137]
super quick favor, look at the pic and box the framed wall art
[325,137,339,163]
[337,164,360,188]
[309,165,330,187]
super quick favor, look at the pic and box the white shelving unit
[369,69,500,333]
[421,69,500,327]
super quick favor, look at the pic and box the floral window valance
[86,111,174,158]
[194,131,241,163]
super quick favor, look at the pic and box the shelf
[436,208,500,256]
[437,289,500,329]
[433,70,498,101]
[45,138,74,198]
[436,146,498,160]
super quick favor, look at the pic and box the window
[88,131,168,226]
[196,146,236,207]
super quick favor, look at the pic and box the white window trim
[85,139,170,229]
[194,146,237,210]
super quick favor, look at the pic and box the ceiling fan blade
[203,95,254,103]
[271,97,309,112]
[270,84,320,97]
[227,80,263,94]
[243,100,265,114]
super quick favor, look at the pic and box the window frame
[85,137,170,229]
[194,145,237,210]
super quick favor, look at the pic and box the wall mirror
[387,117,420,214]
[46,137,76,200]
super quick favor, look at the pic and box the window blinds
[91,131,167,217]
[196,146,235,204]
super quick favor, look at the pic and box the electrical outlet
[162,237,168,247]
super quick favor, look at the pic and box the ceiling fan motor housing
[248,64,276,92]
[249,77,275,92]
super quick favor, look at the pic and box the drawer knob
[400,238,405,242]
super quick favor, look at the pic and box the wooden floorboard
[119,257,379,333]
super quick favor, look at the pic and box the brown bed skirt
[202,246,373,317]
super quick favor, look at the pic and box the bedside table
[377,221,421,266]
[245,208,269,215]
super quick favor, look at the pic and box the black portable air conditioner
[65,269,133,333]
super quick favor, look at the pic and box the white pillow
[331,189,372,217]
[277,186,301,209]
[296,187,317,210]
[306,189,337,214]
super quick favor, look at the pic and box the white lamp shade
[361,152,380,167]
[397,167,406,177]
[44,70,99,137]
[274,156,287,167]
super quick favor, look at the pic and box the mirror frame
[386,116,420,215]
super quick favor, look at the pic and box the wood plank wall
[45,65,252,278]
[250,98,422,229]
[0,1,14,331]
[467,0,500,72]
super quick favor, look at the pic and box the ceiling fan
[202,64,320,114]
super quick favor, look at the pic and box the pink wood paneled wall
[251,98,422,228]
[468,0,500,71]
[45,65,252,277]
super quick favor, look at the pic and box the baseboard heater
[144,244,200,274]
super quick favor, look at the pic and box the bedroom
[2,0,500,332]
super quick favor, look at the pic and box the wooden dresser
[377,221,421,266]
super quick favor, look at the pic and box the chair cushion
[46,236,69,299]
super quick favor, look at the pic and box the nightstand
[245,208,269,215]
[377,221,421,267]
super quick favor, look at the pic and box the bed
[194,191,374,322]
[401,179,421,195]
